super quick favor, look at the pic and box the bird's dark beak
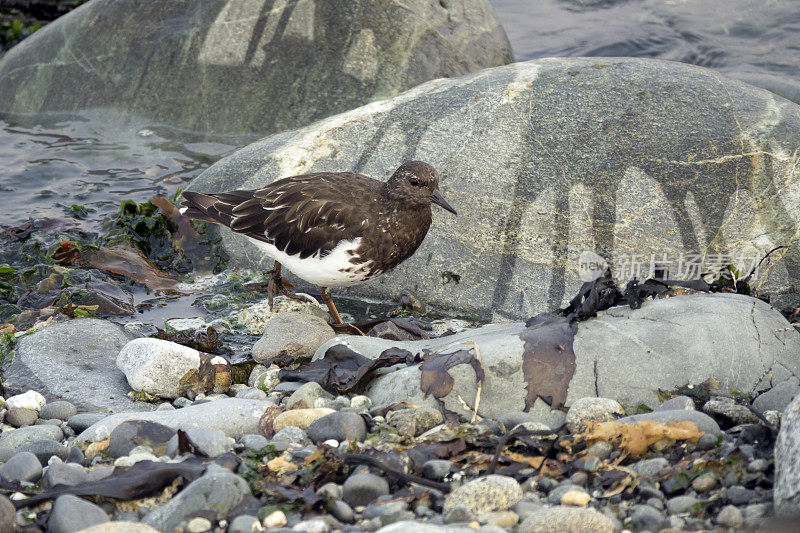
[430,190,457,215]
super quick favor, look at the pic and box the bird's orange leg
[266,261,311,308]
[319,286,344,325]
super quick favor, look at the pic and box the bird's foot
[266,263,312,308]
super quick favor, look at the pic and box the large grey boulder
[188,57,800,319]
[313,293,800,420]
[3,318,151,413]
[0,0,511,136]
[775,392,800,515]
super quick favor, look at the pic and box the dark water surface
[490,0,800,102]
[0,111,240,230]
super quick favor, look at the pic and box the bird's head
[386,161,457,214]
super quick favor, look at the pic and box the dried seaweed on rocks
[178,351,232,397]
[279,345,415,395]
[406,439,467,473]
[331,316,429,339]
[520,315,577,410]
[151,197,214,273]
[13,455,240,508]
[419,348,484,400]
[156,326,225,354]
[576,419,704,458]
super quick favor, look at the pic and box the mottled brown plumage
[181,161,456,323]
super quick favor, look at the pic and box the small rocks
[703,397,760,426]
[5,407,37,427]
[422,459,453,480]
[273,408,336,431]
[0,451,42,483]
[237,296,327,335]
[48,494,109,533]
[565,397,624,433]
[443,475,522,514]
[386,407,443,437]
[629,457,669,478]
[307,412,367,443]
[108,420,176,458]
[342,472,390,507]
[141,466,251,531]
[228,515,260,533]
[287,382,334,409]
[666,495,699,514]
[40,400,78,420]
[43,462,88,489]
[631,504,668,531]
[655,395,696,411]
[717,504,744,528]
[5,390,46,411]
[519,506,616,533]
[241,433,270,451]
[691,472,718,492]
[753,378,799,413]
[615,409,722,434]
[696,432,720,450]
[167,428,234,457]
[251,311,335,364]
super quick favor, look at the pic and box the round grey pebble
[726,486,756,505]
[630,458,669,478]
[342,472,390,507]
[173,397,193,408]
[43,462,88,489]
[666,495,699,514]
[631,505,667,531]
[317,482,343,501]
[422,460,453,480]
[19,439,69,465]
[40,401,77,421]
[0,451,42,483]
[444,503,475,523]
[748,458,769,472]
[307,412,367,444]
[646,497,664,510]
[66,413,107,433]
[547,484,587,505]
[66,446,85,464]
[241,434,270,451]
[273,425,309,444]
[5,407,37,427]
[0,446,14,463]
[717,504,744,528]
[328,500,355,523]
[695,432,719,451]
[228,514,260,533]
[48,494,109,533]
[236,387,268,401]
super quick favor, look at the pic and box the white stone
[6,390,46,412]
[116,338,201,398]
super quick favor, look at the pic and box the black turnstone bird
[180,161,457,324]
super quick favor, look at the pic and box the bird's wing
[228,173,380,259]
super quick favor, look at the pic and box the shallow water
[0,110,241,231]
[489,0,800,102]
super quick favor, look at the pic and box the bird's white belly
[249,237,374,287]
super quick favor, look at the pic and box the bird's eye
[409,177,420,186]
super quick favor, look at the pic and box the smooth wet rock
[716,504,744,528]
[666,495,699,514]
[754,379,799,413]
[77,398,273,443]
[228,515,260,533]
[166,428,234,457]
[273,408,336,431]
[518,506,616,533]
[307,412,367,443]
[565,397,624,433]
[48,494,109,533]
[0,0,511,136]
[192,55,800,318]
[108,420,177,458]
[342,472,390,507]
[273,425,309,445]
[0,451,42,483]
[327,500,355,524]
[5,407,37,427]
[4,319,144,412]
[252,311,335,364]
[40,400,78,421]
[316,294,800,419]
[0,424,64,449]
[241,434,269,451]
[5,390,45,411]
[773,391,800,515]
[117,337,228,398]
[0,494,14,533]
[443,475,522,514]
[655,396,696,412]
[287,382,334,409]
[19,439,69,464]
[142,466,251,531]
[66,413,107,433]
[631,504,667,531]
[43,462,88,489]
[422,460,453,480]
